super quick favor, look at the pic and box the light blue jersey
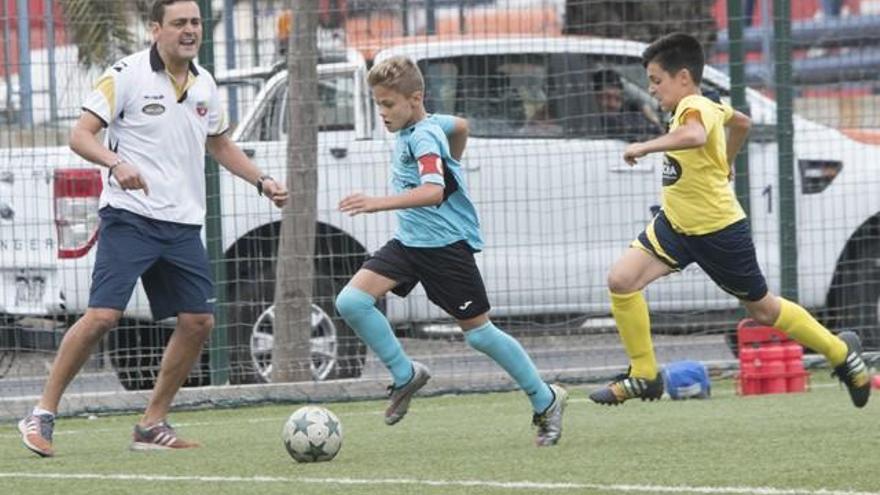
[392,114,483,251]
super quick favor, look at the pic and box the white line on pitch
[0,472,877,495]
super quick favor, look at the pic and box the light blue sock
[465,322,553,412]
[335,285,413,387]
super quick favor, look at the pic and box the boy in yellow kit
[589,33,870,408]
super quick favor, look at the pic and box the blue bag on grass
[661,360,711,400]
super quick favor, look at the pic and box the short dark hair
[150,0,195,24]
[592,69,623,92]
[641,32,704,85]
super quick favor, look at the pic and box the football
[282,406,343,463]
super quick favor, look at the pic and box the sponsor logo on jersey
[662,155,682,186]
[142,103,166,116]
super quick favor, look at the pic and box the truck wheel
[723,330,740,359]
[0,350,12,379]
[107,322,210,391]
[227,262,366,384]
[0,317,16,379]
[831,244,880,351]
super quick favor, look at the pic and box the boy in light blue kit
[336,55,567,446]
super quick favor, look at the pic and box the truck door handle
[243,148,256,158]
[330,147,348,159]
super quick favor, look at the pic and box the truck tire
[0,317,16,379]
[227,258,366,384]
[830,241,880,351]
[107,322,210,391]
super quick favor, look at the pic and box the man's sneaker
[832,331,871,408]
[385,361,431,425]
[532,384,568,447]
[589,372,664,405]
[18,413,55,457]
[130,421,200,450]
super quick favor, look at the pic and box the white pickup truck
[2,36,878,388]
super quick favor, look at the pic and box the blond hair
[367,56,424,96]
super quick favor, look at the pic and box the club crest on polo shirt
[196,101,208,117]
[399,149,415,165]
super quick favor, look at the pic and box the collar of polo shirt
[149,43,199,103]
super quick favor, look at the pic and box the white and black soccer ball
[282,406,343,463]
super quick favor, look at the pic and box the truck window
[419,53,665,141]
[587,61,664,141]
[245,82,285,142]
[243,73,356,142]
[282,74,356,136]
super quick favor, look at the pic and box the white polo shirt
[82,44,228,226]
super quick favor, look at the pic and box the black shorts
[635,210,769,302]
[362,239,490,320]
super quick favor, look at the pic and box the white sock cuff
[32,406,55,417]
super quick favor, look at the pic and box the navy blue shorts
[89,206,215,320]
[362,239,490,320]
[635,210,768,301]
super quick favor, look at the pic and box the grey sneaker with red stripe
[131,421,200,450]
[18,413,55,457]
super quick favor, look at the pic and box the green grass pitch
[1,373,877,495]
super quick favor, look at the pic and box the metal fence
[1,0,879,420]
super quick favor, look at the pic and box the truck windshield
[419,53,658,140]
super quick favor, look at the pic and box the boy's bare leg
[591,248,671,405]
[346,268,398,298]
[745,293,869,408]
[461,312,567,446]
[336,269,428,424]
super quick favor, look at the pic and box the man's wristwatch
[256,174,274,196]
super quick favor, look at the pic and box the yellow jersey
[661,94,745,235]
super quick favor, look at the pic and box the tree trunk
[272,0,319,382]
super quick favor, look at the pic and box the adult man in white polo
[19,0,288,456]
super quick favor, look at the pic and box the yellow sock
[610,290,657,379]
[774,298,847,366]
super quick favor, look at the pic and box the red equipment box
[736,319,809,395]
